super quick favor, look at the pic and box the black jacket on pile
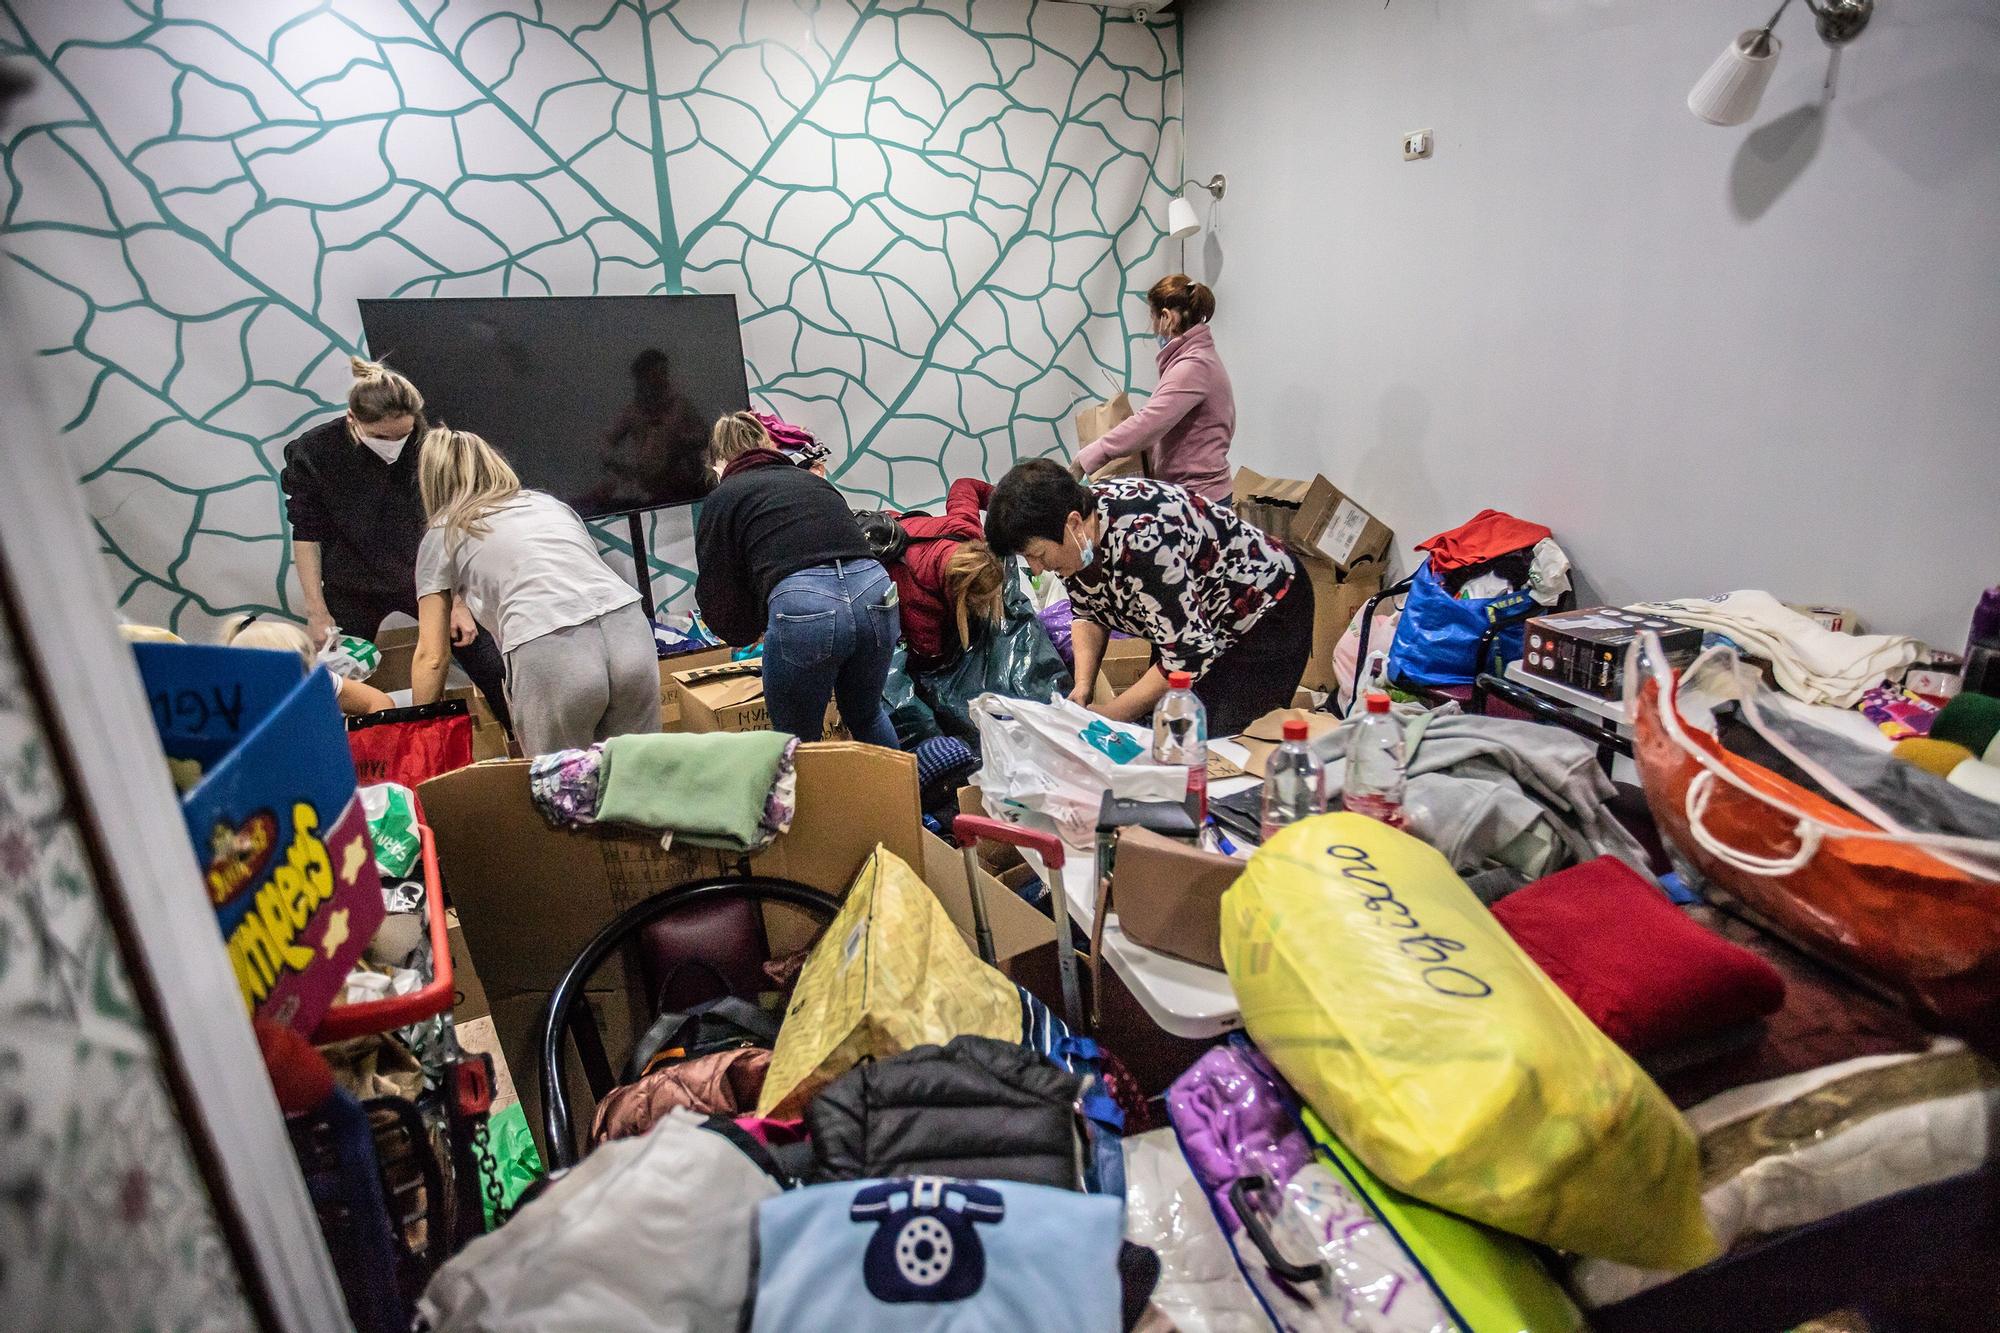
[805,1035,1083,1191]
[693,450,875,646]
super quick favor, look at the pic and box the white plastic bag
[970,693,1188,849]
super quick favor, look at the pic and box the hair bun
[349,355,384,380]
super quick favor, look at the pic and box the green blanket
[597,731,794,852]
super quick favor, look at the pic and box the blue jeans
[763,560,902,748]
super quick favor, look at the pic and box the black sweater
[280,416,429,607]
[694,452,873,646]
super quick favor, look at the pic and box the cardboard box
[667,656,843,737]
[135,643,385,1034]
[658,646,734,728]
[1522,607,1703,699]
[1232,466,1393,574]
[1785,603,1864,635]
[1108,827,1244,972]
[1098,637,1154,693]
[369,625,419,694]
[443,686,512,761]
[420,744,1042,1156]
[1298,557,1385,694]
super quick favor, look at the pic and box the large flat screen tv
[357,294,749,519]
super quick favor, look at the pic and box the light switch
[1403,128,1433,161]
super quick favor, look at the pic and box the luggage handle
[952,816,1066,870]
[1684,770,1825,876]
[1228,1175,1326,1285]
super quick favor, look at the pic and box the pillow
[1492,857,1786,1055]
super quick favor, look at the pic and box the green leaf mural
[0,0,1184,634]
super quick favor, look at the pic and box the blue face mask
[1156,333,1170,348]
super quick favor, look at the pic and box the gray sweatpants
[505,602,661,756]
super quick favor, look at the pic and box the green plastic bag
[883,643,942,748]
[479,1102,543,1230]
[915,582,1072,741]
[360,782,420,879]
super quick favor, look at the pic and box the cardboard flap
[1238,707,1344,775]
[919,830,1055,965]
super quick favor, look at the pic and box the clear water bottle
[1152,670,1208,823]
[1261,718,1327,839]
[1342,692,1407,829]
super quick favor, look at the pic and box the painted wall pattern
[0,603,254,1331]
[0,0,1183,632]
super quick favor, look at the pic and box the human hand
[1068,683,1094,708]
[450,600,478,647]
[306,608,336,649]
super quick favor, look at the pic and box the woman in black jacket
[280,356,511,730]
[694,413,900,747]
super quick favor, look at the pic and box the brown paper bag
[1074,392,1147,479]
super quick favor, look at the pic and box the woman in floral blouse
[986,459,1314,736]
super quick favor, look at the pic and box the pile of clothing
[1632,590,1921,709]
[1415,508,1571,605]
[1311,706,1653,900]
[529,731,800,852]
[418,846,1159,1332]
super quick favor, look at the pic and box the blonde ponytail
[347,355,425,425]
[943,540,1006,649]
[419,427,522,541]
[708,411,772,467]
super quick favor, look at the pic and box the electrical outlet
[1402,128,1433,161]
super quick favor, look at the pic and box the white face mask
[356,430,409,464]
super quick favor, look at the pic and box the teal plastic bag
[916,582,1073,740]
[883,644,942,748]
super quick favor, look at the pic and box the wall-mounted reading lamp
[1688,0,1874,126]
[1166,174,1227,240]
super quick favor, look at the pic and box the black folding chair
[536,876,842,1171]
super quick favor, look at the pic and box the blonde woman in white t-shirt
[409,428,659,755]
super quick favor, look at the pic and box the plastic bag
[1387,559,1532,689]
[970,694,1189,850]
[1629,633,2000,1035]
[319,632,380,682]
[1039,598,1076,670]
[756,846,1022,1118]
[1220,814,1715,1270]
[359,782,420,878]
[882,644,942,749]
[915,580,1073,740]
[478,1102,544,1231]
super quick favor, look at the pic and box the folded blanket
[598,732,797,852]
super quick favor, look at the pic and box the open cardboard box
[664,656,844,737]
[421,743,1046,1156]
[1232,466,1392,574]
[369,625,420,693]
[1097,637,1154,694]
[658,646,733,729]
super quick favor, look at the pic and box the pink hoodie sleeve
[1076,357,1207,475]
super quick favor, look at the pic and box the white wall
[1180,0,2000,648]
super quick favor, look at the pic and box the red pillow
[1492,857,1786,1055]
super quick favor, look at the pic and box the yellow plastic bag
[757,845,1022,1118]
[1221,814,1716,1271]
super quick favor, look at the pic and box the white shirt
[415,491,640,656]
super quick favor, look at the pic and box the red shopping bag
[347,700,475,789]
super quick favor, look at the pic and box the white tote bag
[970,693,1189,848]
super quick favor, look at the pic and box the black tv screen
[357,294,750,519]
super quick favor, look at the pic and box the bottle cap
[1168,671,1194,690]
[1366,692,1391,714]
[1281,719,1310,741]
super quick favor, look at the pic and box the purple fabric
[1166,1043,1314,1232]
[1038,599,1075,670]
[753,411,816,454]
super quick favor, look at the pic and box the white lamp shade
[1166,194,1200,240]
[1688,29,1782,126]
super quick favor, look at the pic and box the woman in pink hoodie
[1073,274,1235,503]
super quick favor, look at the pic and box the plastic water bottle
[1342,692,1407,829]
[1261,719,1327,839]
[1152,670,1208,823]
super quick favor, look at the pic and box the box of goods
[658,645,733,728]
[135,643,385,1034]
[1522,607,1703,699]
[1231,466,1393,575]
[664,656,846,738]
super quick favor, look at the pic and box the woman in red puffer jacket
[888,477,1005,670]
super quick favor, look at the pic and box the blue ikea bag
[1386,558,1535,688]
